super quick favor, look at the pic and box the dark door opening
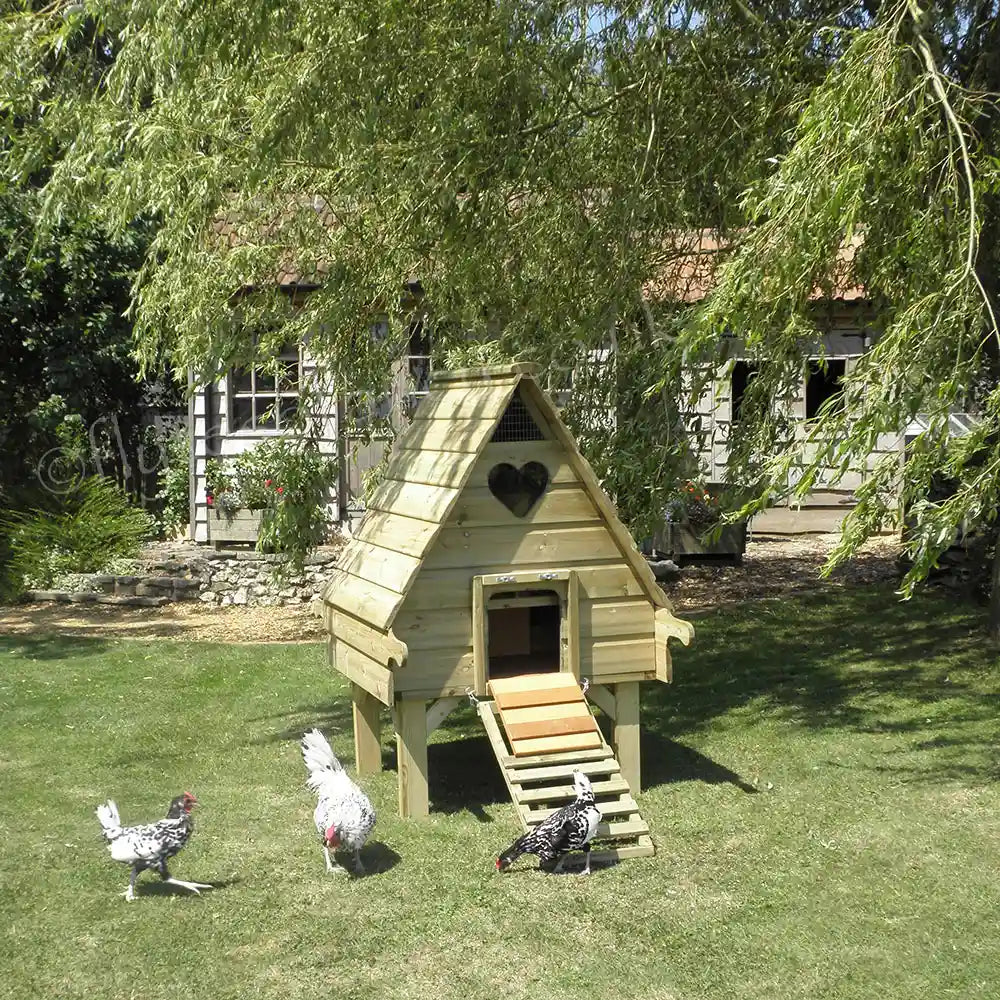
[487,590,562,679]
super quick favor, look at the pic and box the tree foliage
[2,1,1000,618]
[0,193,154,499]
[668,2,1000,612]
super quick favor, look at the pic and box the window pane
[256,369,276,392]
[277,360,299,392]
[408,319,431,355]
[232,397,254,430]
[278,396,298,427]
[255,396,277,429]
[408,355,431,394]
[372,394,393,421]
[731,362,761,423]
[232,369,253,393]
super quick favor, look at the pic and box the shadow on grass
[253,587,997,803]
[359,841,402,875]
[382,735,510,819]
[0,633,110,660]
[132,875,242,900]
[642,585,999,784]
[250,698,357,744]
[641,732,759,793]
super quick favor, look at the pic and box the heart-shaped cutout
[487,462,550,517]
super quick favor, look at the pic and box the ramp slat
[492,686,592,710]
[503,746,614,768]
[500,701,593,726]
[488,674,580,697]
[526,796,641,823]
[516,777,631,804]
[509,731,603,756]
[505,714,599,741]
[512,759,620,783]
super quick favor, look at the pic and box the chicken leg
[324,846,348,875]
[122,866,141,902]
[352,848,366,875]
[158,862,213,895]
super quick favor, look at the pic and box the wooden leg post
[396,698,429,819]
[614,681,641,793]
[352,683,383,776]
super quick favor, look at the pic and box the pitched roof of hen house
[320,363,676,638]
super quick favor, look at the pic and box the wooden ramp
[478,673,654,866]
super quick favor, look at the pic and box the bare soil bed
[0,533,902,643]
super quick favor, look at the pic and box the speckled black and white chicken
[96,793,213,901]
[496,770,603,875]
[301,728,376,875]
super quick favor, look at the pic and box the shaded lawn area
[1,585,998,1000]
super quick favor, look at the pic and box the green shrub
[2,476,155,595]
[154,428,190,535]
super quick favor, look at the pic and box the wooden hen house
[320,363,693,858]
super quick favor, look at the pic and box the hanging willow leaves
[3,1,1000,622]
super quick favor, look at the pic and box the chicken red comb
[183,791,197,802]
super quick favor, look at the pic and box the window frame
[227,340,304,435]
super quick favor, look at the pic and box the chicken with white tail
[496,770,602,875]
[301,728,376,875]
[96,793,213,901]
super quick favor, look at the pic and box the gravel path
[0,533,900,643]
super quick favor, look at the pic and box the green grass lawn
[1,585,998,1000]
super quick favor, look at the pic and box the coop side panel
[422,525,622,570]
[579,637,658,683]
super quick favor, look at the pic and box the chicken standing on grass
[301,728,376,874]
[496,770,603,875]
[96,793,213,901]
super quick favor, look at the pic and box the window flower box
[657,520,748,564]
[208,508,265,547]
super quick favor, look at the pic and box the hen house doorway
[486,589,563,679]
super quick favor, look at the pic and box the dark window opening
[491,387,546,442]
[805,359,846,419]
[731,361,761,423]
[487,590,561,678]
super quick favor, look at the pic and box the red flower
[265,478,272,486]
[276,486,284,495]
[206,495,214,506]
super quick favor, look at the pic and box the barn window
[402,318,433,419]
[730,361,761,423]
[805,359,846,419]
[491,387,545,442]
[230,342,302,431]
[346,318,434,425]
